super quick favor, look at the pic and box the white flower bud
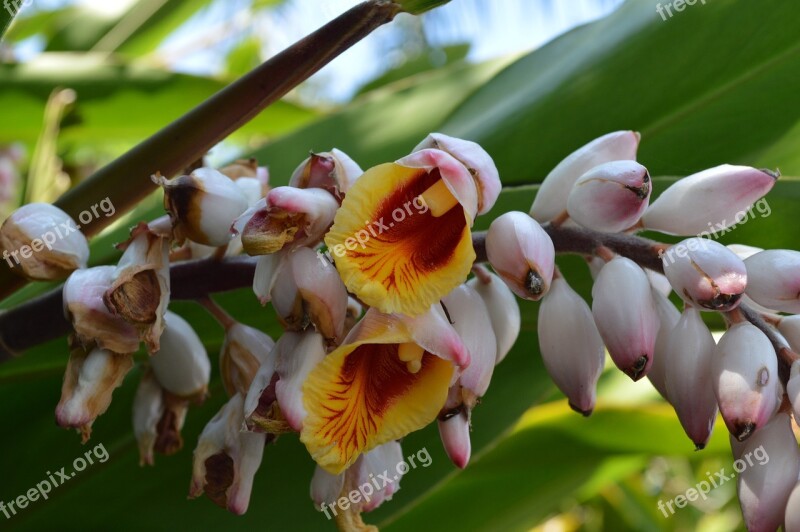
[744,250,800,314]
[539,276,605,415]
[150,311,210,401]
[274,331,327,431]
[438,410,471,469]
[662,238,747,312]
[154,167,249,246]
[289,149,363,200]
[778,316,800,352]
[467,266,520,364]
[567,160,651,232]
[310,466,344,511]
[648,288,680,400]
[221,323,275,397]
[592,257,659,381]
[413,133,501,214]
[63,266,141,354]
[252,252,282,305]
[190,394,266,515]
[664,307,718,449]
[0,202,89,280]
[531,131,640,222]
[736,413,800,532]
[132,369,189,466]
[712,322,780,441]
[241,187,338,255]
[56,346,134,442]
[786,483,800,532]
[642,165,777,236]
[270,248,349,341]
[486,211,555,300]
[351,441,404,512]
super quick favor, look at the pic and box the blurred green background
[0,0,799,530]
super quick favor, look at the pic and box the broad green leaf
[440,0,800,185]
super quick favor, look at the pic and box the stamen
[398,342,424,374]
[419,179,458,217]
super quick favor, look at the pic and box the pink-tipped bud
[150,311,211,401]
[531,131,640,222]
[786,483,800,532]
[467,266,520,364]
[648,289,681,400]
[289,149,363,200]
[0,203,89,280]
[592,257,659,381]
[413,133,501,214]
[241,187,338,255]
[486,211,555,301]
[190,394,266,515]
[744,250,800,314]
[154,168,249,246]
[662,238,747,312]
[642,165,777,236]
[56,346,134,443]
[664,307,718,449]
[736,413,800,532]
[712,322,780,441]
[438,411,471,469]
[539,276,605,415]
[567,160,651,232]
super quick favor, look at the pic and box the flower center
[398,342,425,374]
[419,179,458,217]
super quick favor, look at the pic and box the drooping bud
[289,149,363,200]
[648,288,680,400]
[566,160,651,232]
[539,275,605,415]
[662,238,747,312]
[786,483,800,532]
[592,257,659,381]
[132,368,189,465]
[252,252,282,305]
[530,131,640,222]
[241,187,338,255]
[744,250,800,314]
[63,266,141,354]
[712,322,780,441]
[104,222,171,354]
[467,266,520,364]
[56,345,134,442]
[788,360,800,422]
[153,167,249,246]
[150,311,211,401]
[270,248,349,341]
[736,413,800,532]
[438,408,471,469]
[189,393,266,515]
[486,211,555,300]
[0,202,89,280]
[664,307,718,449]
[413,133,501,214]
[642,165,777,236]
[274,331,327,432]
[220,323,275,397]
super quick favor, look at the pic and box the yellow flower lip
[300,308,468,474]
[324,156,477,317]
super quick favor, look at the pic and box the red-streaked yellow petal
[325,163,475,317]
[301,341,453,474]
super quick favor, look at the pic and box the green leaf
[440,0,800,185]
[396,0,452,15]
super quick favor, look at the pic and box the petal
[275,331,327,432]
[220,323,275,397]
[326,163,475,317]
[288,248,349,341]
[150,311,211,400]
[438,412,471,469]
[467,267,521,364]
[252,252,283,305]
[301,337,454,473]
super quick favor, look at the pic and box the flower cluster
[7,127,800,530]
